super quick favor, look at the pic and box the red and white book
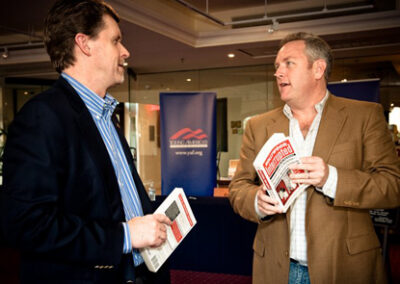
[253,133,307,213]
[140,187,196,272]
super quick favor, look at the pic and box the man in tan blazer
[229,32,400,284]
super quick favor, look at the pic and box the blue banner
[160,92,217,196]
[328,79,380,102]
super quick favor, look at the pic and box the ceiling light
[186,78,192,82]
[2,47,8,59]
[227,53,235,58]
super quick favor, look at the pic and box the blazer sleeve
[228,117,264,224]
[0,98,124,265]
[334,103,400,209]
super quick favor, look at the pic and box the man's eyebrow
[275,56,290,65]
[283,56,294,61]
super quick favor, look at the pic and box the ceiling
[0,0,400,80]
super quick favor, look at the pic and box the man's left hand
[288,156,329,188]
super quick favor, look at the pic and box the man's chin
[106,77,125,91]
[280,93,290,103]
[113,76,125,86]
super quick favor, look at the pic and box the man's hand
[127,214,172,249]
[289,156,329,188]
[257,187,284,216]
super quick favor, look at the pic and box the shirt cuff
[316,165,338,199]
[122,222,132,254]
[254,193,267,219]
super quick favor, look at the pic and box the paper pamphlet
[140,187,196,272]
[253,133,307,213]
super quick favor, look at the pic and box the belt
[290,258,308,267]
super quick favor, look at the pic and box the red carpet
[389,243,400,284]
[170,270,252,284]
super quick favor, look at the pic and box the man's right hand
[256,187,283,216]
[127,214,172,249]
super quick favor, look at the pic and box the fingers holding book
[289,156,329,188]
[257,187,284,216]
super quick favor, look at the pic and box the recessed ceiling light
[186,78,192,82]
[227,53,235,58]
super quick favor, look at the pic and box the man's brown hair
[44,0,119,73]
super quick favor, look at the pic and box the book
[253,133,307,213]
[140,187,196,272]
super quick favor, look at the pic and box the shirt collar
[283,91,329,119]
[61,72,118,120]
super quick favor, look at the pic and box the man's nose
[274,70,283,78]
[121,44,130,59]
[274,65,283,78]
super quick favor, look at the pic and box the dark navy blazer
[0,77,157,283]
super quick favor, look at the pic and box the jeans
[289,260,310,284]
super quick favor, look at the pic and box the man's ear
[74,33,91,56]
[313,59,327,80]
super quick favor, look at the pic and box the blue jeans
[289,261,310,284]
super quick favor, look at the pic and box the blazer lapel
[308,94,347,201]
[58,78,122,211]
[263,109,292,229]
[265,109,289,140]
[111,115,153,214]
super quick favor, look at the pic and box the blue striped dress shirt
[61,73,144,266]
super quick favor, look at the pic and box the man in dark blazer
[229,32,400,284]
[0,1,171,283]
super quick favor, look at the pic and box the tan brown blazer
[229,94,400,284]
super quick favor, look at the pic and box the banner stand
[160,92,216,196]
